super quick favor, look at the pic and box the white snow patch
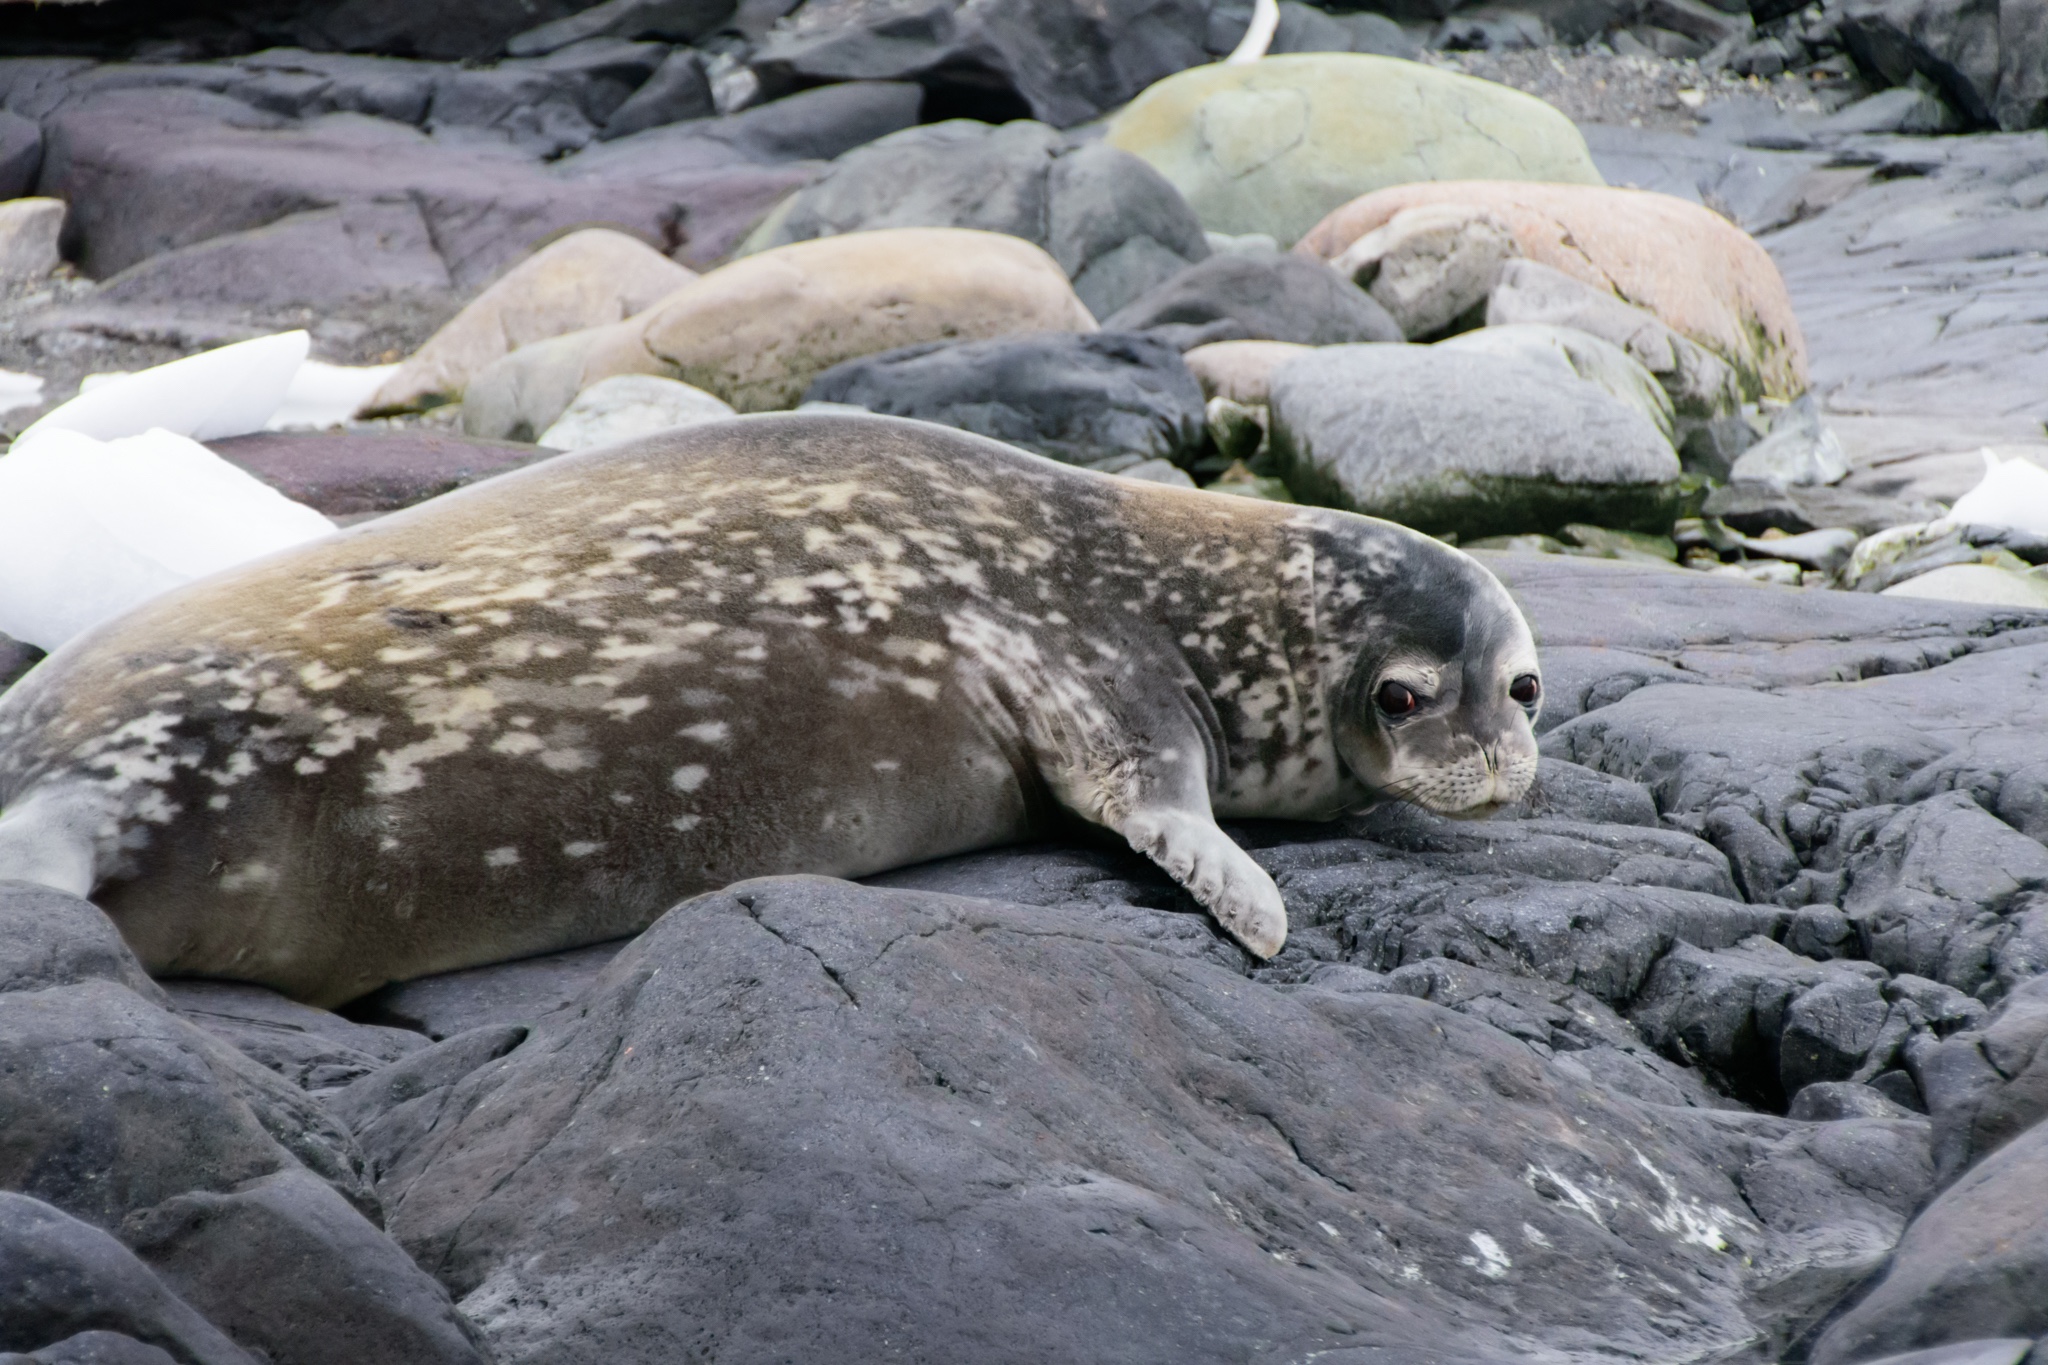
[21,331,308,443]
[0,426,333,648]
[1460,1231,1511,1279]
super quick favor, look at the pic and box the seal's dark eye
[1375,681,1418,717]
[1510,674,1541,707]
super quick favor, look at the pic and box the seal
[0,414,1541,1006]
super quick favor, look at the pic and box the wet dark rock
[1103,251,1402,348]
[205,430,553,517]
[804,331,1207,469]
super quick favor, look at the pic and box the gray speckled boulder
[1268,344,1682,537]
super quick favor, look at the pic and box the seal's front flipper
[0,787,103,897]
[1115,806,1288,958]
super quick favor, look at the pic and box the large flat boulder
[1102,54,1603,247]
[367,875,1826,1364]
[1268,343,1683,537]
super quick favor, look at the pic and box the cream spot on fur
[873,759,900,771]
[379,645,438,664]
[484,847,521,868]
[679,721,729,744]
[563,841,604,858]
[671,814,702,832]
[492,732,545,756]
[671,764,709,792]
[602,697,651,721]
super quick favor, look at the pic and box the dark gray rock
[1102,250,1402,347]
[325,1025,533,1191]
[0,635,40,693]
[1779,972,1894,1094]
[1734,1114,1937,1355]
[287,0,603,62]
[1811,1116,2048,1362]
[0,883,164,1000]
[1912,975,2048,1182]
[1837,0,2002,126]
[1786,1079,1917,1120]
[120,1169,487,1365]
[745,118,1211,318]
[372,876,1808,1363]
[0,979,374,1230]
[344,942,628,1039]
[1705,805,1803,902]
[163,981,427,1093]
[27,76,907,330]
[0,1194,251,1365]
[507,0,738,55]
[748,0,1219,127]
[1850,1344,2041,1365]
[1269,0,1423,56]
[0,108,40,199]
[598,47,713,138]
[803,331,1207,469]
[1628,936,1886,1106]
[20,1331,182,1365]
[1269,345,1683,538]
[561,79,925,171]
[205,430,552,517]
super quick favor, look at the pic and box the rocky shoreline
[1,1,2046,1361]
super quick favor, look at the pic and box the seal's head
[1323,531,1542,816]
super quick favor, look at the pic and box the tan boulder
[637,227,1097,412]
[461,319,668,443]
[1295,182,1807,400]
[1183,340,1314,406]
[361,228,696,416]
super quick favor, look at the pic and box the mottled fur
[0,415,1539,1005]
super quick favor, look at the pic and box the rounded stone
[1296,182,1808,400]
[362,228,697,416]
[1103,54,1602,248]
[638,227,1098,414]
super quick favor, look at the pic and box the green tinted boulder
[1102,54,1602,247]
